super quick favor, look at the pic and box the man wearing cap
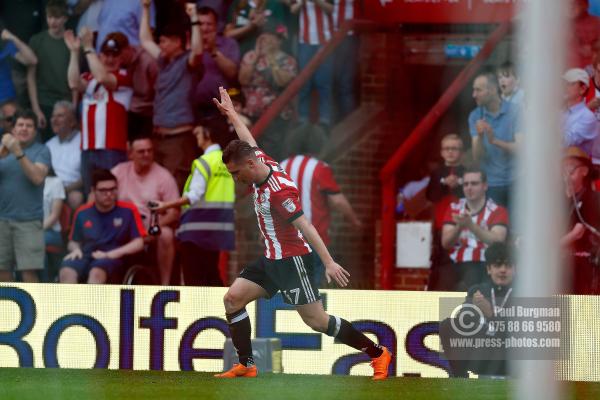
[561,146,600,294]
[140,0,204,191]
[562,68,599,156]
[65,28,133,196]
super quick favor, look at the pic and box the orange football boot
[370,347,392,380]
[214,363,258,378]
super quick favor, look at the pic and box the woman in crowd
[238,24,297,160]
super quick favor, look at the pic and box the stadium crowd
[0,0,361,285]
[395,0,600,296]
[405,58,600,295]
[1,0,600,298]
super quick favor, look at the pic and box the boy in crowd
[426,133,465,290]
[496,61,524,106]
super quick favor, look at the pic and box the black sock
[327,315,384,358]
[226,308,254,367]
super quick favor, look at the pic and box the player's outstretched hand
[212,86,235,116]
[325,262,350,287]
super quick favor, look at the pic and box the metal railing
[251,19,377,138]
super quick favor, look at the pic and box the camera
[148,209,161,236]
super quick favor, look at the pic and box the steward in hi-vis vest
[178,146,235,251]
[149,121,234,286]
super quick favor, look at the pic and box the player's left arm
[292,215,350,287]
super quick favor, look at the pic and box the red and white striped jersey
[443,198,509,263]
[333,0,356,30]
[253,149,312,260]
[81,70,133,151]
[300,1,334,45]
[280,155,340,245]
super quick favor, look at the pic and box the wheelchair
[111,240,161,285]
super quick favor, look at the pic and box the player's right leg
[296,300,392,380]
[223,277,268,314]
[289,254,393,380]
[215,276,270,378]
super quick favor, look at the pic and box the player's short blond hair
[222,140,257,164]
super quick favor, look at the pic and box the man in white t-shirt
[45,101,83,209]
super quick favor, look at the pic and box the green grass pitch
[0,368,598,400]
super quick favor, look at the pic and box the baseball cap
[563,68,589,87]
[100,32,129,55]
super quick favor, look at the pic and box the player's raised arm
[213,86,257,147]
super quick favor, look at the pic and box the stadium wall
[0,284,595,381]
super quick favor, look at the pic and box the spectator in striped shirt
[280,150,361,286]
[441,167,509,291]
[65,28,133,196]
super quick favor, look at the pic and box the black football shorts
[239,253,321,305]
